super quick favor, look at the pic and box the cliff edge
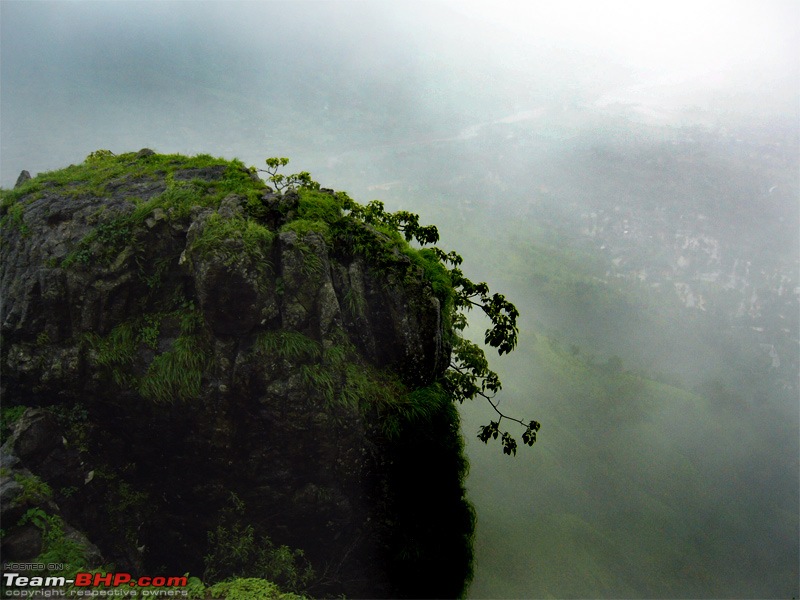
[0,150,474,598]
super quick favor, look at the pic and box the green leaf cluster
[347,199,440,245]
[477,419,541,456]
[262,157,320,192]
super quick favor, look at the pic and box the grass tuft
[139,334,209,403]
[255,331,321,362]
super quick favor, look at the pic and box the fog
[2,1,798,597]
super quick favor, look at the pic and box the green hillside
[463,328,797,598]
[456,223,798,598]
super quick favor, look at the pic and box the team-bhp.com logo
[2,571,188,597]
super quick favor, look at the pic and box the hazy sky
[447,0,799,119]
[1,0,798,187]
[450,0,798,72]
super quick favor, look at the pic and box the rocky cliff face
[0,151,474,598]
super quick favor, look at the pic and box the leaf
[501,432,517,456]
[477,421,499,444]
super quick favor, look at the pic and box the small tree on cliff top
[260,158,540,455]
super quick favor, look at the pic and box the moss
[191,213,275,266]
[67,218,137,267]
[276,188,350,245]
[329,217,406,273]
[34,151,237,196]
[217,160,267,201]
[134,183,205,220]
[50,151,265,269]
[277,222,330,279]
[254,327,438,427]
[296,188,344,222]
[304,336,408,412]
[280,218,330,243]
[3,151,263,224]
[253,329,410,415]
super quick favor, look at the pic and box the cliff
[0,150,474,598]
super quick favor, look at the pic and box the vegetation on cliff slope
[0,149,537,598]
[257,156,540,455]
